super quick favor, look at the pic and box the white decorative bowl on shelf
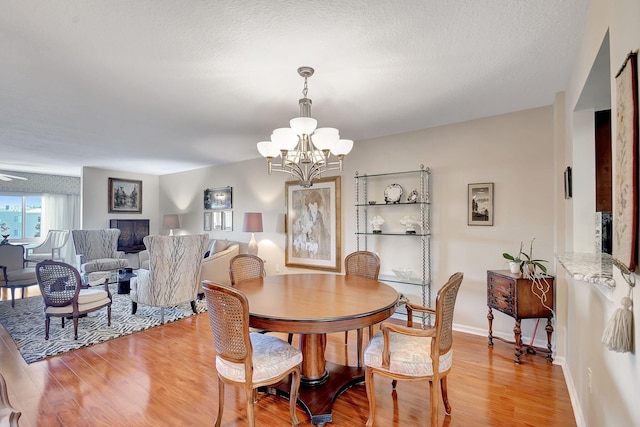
[392,268,414,281]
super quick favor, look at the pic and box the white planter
[509,262,521,274]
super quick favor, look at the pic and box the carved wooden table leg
[487,307,494,347]
[545,317,554,362]
[513,319,523,364]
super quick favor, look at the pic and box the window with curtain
[0,194,42,239]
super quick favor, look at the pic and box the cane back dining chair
[0,244,38,308]
[363,272,464,427]
[344,250,381,365]
[35,260,112,340]
[229,254,266,285]
[228,254,294,344]
[202,281,302,427]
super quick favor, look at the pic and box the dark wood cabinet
[487,270,554,364]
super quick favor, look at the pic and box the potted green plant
[503,239,548,275]
[520,238,548,275]
[0,222,9,245]
[503,241,524,274]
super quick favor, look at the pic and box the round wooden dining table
[234,273,399,426]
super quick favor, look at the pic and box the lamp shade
[243,212,263,233]
[163,214,180,230]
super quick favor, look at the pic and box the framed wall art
[564,166,573,199]
[613,51,638,270]
[285,176,341,272]
[468,182,494,226]
[203,212,212,231]
[223,210,233,231]
[108,178,142,213]
[204,186,232,209]
[212,211,223,230]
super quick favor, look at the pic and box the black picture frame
[468,182,494,226]
[564,166,573,199]
[108,178,142,213]
[204,186,232,209]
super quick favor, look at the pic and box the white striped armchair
[130,234,208,323]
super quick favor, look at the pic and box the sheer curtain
[42,193,80,266]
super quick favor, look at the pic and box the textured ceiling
[0,1,591,177]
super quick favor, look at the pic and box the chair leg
[190,300,197,314]
[246,387,256,427]
[160,307,165,324]
[45,317,50,340]
[429,379,439,427]
[287,333,293,344]
[131,301,137,314]
[10,288,15,308]
[441,376,451,415]
[289,368,300,426]
[73,317,79,340]
[215,377,224,427]
[365,368,376,427]
[107,305,112,327]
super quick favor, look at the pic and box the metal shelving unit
[354,164,432,326]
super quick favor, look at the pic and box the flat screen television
[109,219,150,253]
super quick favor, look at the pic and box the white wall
[159,106,556,348]
[81,166,161,231]
[561,0,640,425]
[81,167,161,267]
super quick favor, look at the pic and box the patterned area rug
[0,291,207,364]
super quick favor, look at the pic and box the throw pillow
[213,239,230,254]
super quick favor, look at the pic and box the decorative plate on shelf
[384,184,403,204]
[407,189,419,203]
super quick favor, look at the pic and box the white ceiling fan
[0,173,27,181]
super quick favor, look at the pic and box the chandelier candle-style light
[257,66,353,188]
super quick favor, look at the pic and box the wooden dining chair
[344,251,381,366]
[229,254,293,344]
[202,281,302,427]
[363,272,464,427]
[229,254,265,286]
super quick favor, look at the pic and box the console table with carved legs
[486,270,555,364]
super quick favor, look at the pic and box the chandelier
[257,66,353,188]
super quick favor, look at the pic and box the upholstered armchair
[71,229,128,275]
[130,234,209,323]
[0,244,38,307]
[26,229,70,264]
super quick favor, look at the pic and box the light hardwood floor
[0,288,575,426]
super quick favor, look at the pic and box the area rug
[0,292,207,364]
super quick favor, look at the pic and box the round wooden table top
[234,273,399,334]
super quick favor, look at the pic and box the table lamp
[163,214,180,236]
[243,212,263,256]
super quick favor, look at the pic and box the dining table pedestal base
[263,360,364,426]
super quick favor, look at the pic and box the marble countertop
[555,252,616,288]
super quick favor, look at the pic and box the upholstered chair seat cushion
[5,267,37,285]
[81,258,128,274]
[364,331,453,376]
[216,332,303,383]
[44,288,110,315]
